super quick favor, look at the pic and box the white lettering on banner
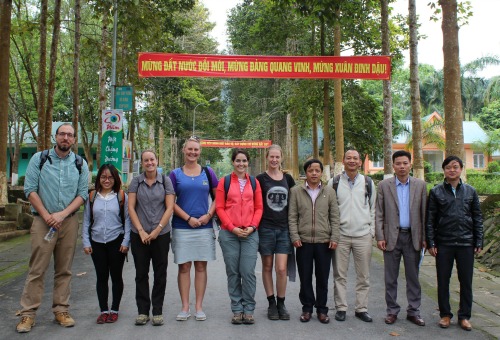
[108,136,117,143]
[105,146,119,152]
[105,156,119,163]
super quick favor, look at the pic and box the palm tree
[472,129,500,162]
[404,119,446,152]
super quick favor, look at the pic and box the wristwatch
[250,226,256,232]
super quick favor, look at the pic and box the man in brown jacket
[375,150,427,327]
[289,159,340,325]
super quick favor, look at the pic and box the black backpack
[331,174,373,206]
[39,149,83,174]
[224,174,256,198]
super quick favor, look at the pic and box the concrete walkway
[0,231,498,339]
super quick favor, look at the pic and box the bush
[425,172,443,183]
[371,171,384,181]
[423,161,433,174]
[487,160,500,173]
[17,176,25,186]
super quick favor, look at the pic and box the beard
[57,143,71,152]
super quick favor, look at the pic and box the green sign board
[115,86,133,111]
[101,109,123,174]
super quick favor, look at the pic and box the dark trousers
[383,231,421,316]
[90,236,126,312]
[436,245,474,320]
[131,232,170,316]
[296,242,332,314]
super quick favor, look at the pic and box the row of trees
[0,0,498,205]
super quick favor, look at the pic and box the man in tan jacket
[289,159,340,325]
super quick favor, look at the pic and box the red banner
[138,53,391,80]
[201,139,272,148]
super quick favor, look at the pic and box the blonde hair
[183,135,201,150]
[266,144,283,157]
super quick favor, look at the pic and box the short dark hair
[344,148,360,159]
[231,148,250,162]
[392,150,411,163]
[55,123,75,136]
[442,155,463,169]
[303,159,323,172]
[95,164,121,193]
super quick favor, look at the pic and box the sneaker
[277,302,290,320]
[231,312,243,325]
[243,314,255,324]
[195,311,207,321]
[96,313,109,324]
[267,301,279,320]
[16,316,35,333]
[54,312,75,327]
[176,310,191,321]
[135,314,150,325]
[106,312,118,323]
[152,315,164,326]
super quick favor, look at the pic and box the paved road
[0,231,496,340]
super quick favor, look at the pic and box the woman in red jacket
[216,149,263,325]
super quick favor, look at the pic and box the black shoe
[267,302,279,320]
[335,311,346,321]
[355,312,373,323]
[277,303,290,320]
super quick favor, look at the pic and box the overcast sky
[200,0,500,77]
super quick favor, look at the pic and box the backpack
[138,173,169,192]
[39,149,83,174]
[331,174,373,206]
[88,189,126,240]
[203,167,216,201]
[224,174,256,198]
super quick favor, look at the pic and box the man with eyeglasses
[426,156,483,331]
[16,123,89,333]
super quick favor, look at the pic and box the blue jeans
[218,230,259,315]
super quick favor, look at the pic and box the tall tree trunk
[0,0,12,205]
[285,113,292,173]
[409,0,424,179]
[292,112,299,179]
[97,15,109,168]
[129,94,136,179]
[72,0,81,154]
[44,0,62,147]
[320,17,331,179]
[380,0,393,177]
[440,0,464,159]
[37,0,48,151]
[333,13,343,175]
[312,110,319,159]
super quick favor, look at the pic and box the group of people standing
[15,123,483,335]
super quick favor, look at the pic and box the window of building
[21,153,28,159]
[473,152,484,169]
[372,158,383,168]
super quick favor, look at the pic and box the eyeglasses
[100,175,115,182]
[188,135,200,142]
[57,132,74,138]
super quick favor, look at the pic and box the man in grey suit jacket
[375,150,427,326]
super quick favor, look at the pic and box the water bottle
[44,227,57,242]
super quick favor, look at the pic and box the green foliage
[479,101,500,131]
[487,160,500,173]
[371,171,384,181]
[467,173,500,194]
[423,161,433,174]
[17,176,25,186]
[425,171,443,183]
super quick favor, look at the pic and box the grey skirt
[172,228,216,264]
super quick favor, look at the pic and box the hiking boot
[231,312,243,325]
[277,302,290,320]
[242,314,255,324]
[16,316,35,333]
[268,300,279,320]
[152,315,164,326]
[135,314,150,325]
[54,312,75,327]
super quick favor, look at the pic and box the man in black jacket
[426,156,483,332]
